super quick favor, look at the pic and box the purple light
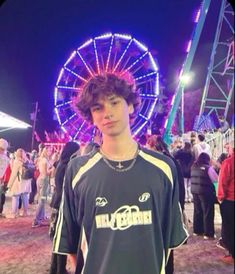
[148,52,159,71]
[106,35,114,71]
[64,67,87,82]
[56,68,65,85]
[122,51,148,75]
[54,108,61,124]
[64,51,76,66]
[77,39,93,51]
[57,85,80,90]
[186,40,192,52]
[114,33,132,40]
[95,33,112,40]
[76,51,94,77]
[61,126,67,133]
[113,39,133,72]
[93,40,100,74]
[62,113,76,126]
[56,101,72,108]
[194,9,201,23]
[134,71,157,81]
[54,87,58,105]
[140,94,158,98]
[133,120,148,136]
[133,38,148,52]
[73,121,86,140]
[139,113,148,120]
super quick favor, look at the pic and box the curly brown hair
[76,73,141,122]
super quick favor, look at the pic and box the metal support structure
[163,0,212,144]
[198,1,234,128]
[31,101,39,151]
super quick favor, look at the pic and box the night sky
[0,0,223,150]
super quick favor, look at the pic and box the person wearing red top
[217,141,234,264]
[0,138,10,217]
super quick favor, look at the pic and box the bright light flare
[179,72,194,85]
[0,111,31,129]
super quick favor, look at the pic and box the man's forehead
[95,94,120,103]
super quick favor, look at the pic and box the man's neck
[101,133,137,160]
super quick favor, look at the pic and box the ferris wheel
[54,32,160,142]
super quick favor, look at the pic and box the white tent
[0,111,31,132]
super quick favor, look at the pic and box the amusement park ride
[51,0,234,145]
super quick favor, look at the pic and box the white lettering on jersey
[96,197,108,207]
[139,192,150,202]
[95,205,152,231]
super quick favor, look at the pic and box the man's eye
[111,101,119,105]
[91,106,101,112]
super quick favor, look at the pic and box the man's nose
[103,105,113,119]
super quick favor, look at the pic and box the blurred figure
[191,153,218,239]
[217,141,234,264]
[32,147,53,227]
[174,142,195,203]
[49,141,80,274]
[7,148,32,218]
[218,116,230,133]
[193,133,211,160]
[147,135,186,274]
[0,138,10,217]
[215,142,230,172]
[29,150,38,204]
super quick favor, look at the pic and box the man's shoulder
[140,147,175,168]
[67,148,100,174]
[222,155,234,165]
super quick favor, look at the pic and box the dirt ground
[0,197,234,274]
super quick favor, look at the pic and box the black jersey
[53,146,188,274]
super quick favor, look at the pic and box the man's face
[224,143,230,154]
[90,94,133,138]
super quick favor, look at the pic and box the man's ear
[128,104,134,115]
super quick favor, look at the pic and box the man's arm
[53,162,81,255]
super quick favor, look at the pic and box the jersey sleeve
[52,163,81,255]
[167,163,189,249]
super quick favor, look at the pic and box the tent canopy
[0,111,31,131]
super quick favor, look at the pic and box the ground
[0,197,234,274]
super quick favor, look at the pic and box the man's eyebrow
[107,95,118,101]
[91,102,102,107]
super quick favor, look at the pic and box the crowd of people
[0,73,234,273]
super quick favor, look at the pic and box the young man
[53,73,188,274]
[193,133,211,160]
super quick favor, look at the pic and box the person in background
[7,148,32,218]
[218,116,230,134]
[215,141,233,250]
[49,141,80,274]
[193,133,211,160]
[217,141,234,264]
[174,141,195,203]
[191,153,218,240]
[0,138,10,217]
[52,73,188,274]
[215,142,230,172]
[29,150,38,204]
[32,146,53,227]
[148,134,187,274]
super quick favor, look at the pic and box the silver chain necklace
[100,147,139,172]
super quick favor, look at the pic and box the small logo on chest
[96,197,108,207]
[139,192,150,202]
